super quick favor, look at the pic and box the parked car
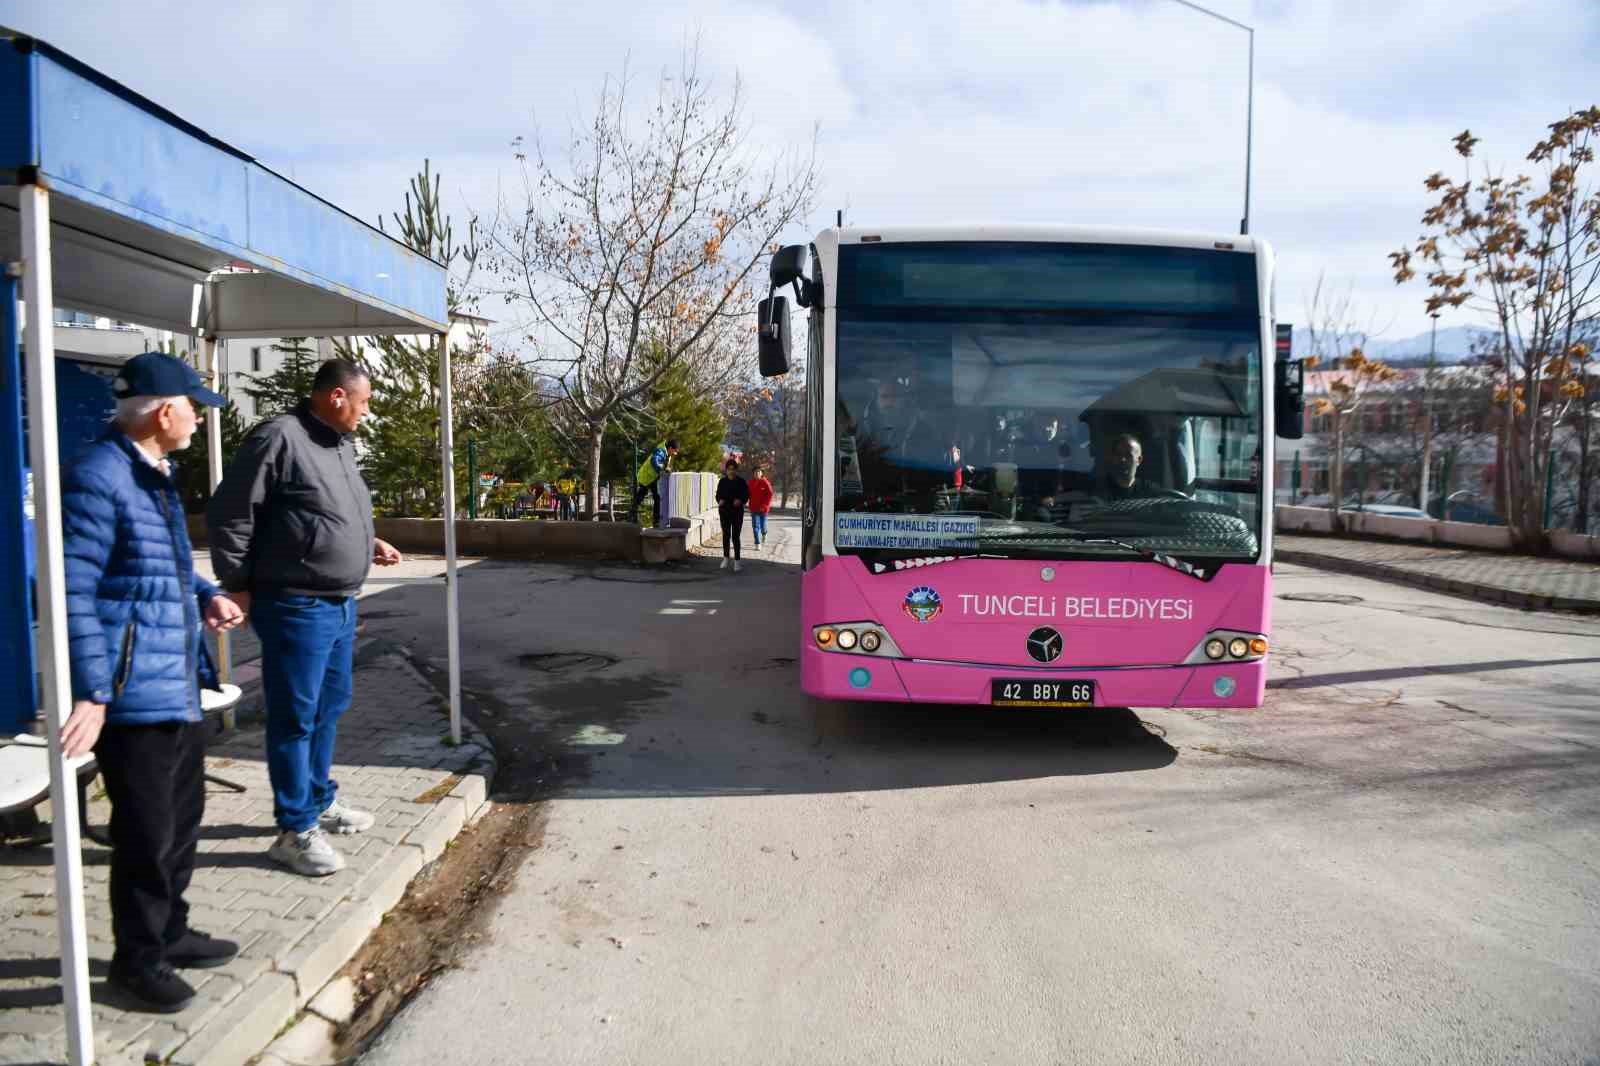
[1442,496,1505,525]
[1350,503,1430,520]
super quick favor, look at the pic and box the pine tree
[646,361,726,472]
[175,387,250,513]
[243,338,320,419]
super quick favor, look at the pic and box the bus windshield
[832,242,1264,565]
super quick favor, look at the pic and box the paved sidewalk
[0,645,493,1066]
[1277,534,1600,612]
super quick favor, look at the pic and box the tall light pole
[1421,310,1441,514]
[1169,0,1255,235]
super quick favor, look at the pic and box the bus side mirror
[758,295,790,377]
[770,245,807,290]
[1276,358,1305,440]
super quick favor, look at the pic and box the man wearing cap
[207,359,402,878]
[58,352,247,1013]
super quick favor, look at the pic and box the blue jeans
[751,512,767,543]
[252,593,357,832]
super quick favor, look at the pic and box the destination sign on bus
[958,593,1195,621]
[835,513,979,550]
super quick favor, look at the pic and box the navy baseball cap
[112,352,226,408]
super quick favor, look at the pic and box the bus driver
[1098,432,1160,500]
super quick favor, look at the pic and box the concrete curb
[1276,549,1600,615]
[169,691,497,1066]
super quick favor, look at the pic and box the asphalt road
[357,513,1600,1065]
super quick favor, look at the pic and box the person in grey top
[206,359,402,876]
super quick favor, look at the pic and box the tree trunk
[585,423,605,521]
[1329,416,1345,530]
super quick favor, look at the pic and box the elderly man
[59,352,246,1013]
[206,359,402,877]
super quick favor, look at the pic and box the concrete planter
[187,508,725,563]
[1550,530,1600,561]
[376,517,643,561]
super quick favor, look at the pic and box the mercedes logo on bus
[1026,626,1063,664]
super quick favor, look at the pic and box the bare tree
[727,357,806,508]
[1302,275,1398,520]
[489,46,820,516]
[1392,111,1600,549]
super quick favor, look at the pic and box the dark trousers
[720,508,744,559]
[632,481,661,527]
[253,593,357,832]
[94,720,206,971]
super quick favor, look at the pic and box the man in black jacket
[206,359,402,877]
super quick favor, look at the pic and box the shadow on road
[1268,656,1600,690]
[349,555,1178,802]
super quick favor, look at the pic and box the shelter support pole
[438,331,462,745]
[201,335,233,706]
[21,182,96,1066]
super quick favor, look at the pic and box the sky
[3,0,1597,351]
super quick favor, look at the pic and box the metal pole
[21,182,95,1066]
[201,335,233,701]
[1420,312,1438,514]
[1167,0,1254,235]
[438,332,462,745]
[1241,27,1253,234]
[467,438,477,520]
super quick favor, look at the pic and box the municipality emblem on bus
[903,586,942,623]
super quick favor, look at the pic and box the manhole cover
[517,651,620,672]
[1278,592,1365,605]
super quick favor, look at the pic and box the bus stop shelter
[1,28,464,1064]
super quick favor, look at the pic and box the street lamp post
[1169,0,1255,235]
[1421,311,1440,514]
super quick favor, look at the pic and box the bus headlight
[813,623,904,657]
[1186,631,1270,665]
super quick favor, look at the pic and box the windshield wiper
[972,528,1210,581]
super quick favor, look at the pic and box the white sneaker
[319,800,376,835]
[733,560,742,573]
[719,558,728,569]
[268,827,345,877]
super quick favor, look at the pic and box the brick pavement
[0,645,493,1066]
[1276,534,1600,612]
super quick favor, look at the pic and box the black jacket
[716,475,750,516]
[206,402,375,597]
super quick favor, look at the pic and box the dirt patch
[412,773,465,805]
[331,801,547,1059]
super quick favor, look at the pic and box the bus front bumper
[801,645,1267,709]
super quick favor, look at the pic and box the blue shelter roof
[0,28,448,335]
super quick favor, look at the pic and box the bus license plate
[991,679,1095,708]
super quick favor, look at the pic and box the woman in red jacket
[748,466,774,547]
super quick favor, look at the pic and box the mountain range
[1288,324,1496,365]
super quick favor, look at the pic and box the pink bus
[757,226,1304,710]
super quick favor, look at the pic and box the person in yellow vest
[632,439,678,527]
[555,472,578,520]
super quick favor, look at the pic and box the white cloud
[4,0,1596,345]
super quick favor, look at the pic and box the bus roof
[821,224,1264,255]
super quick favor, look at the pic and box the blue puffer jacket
[63,432,220,724]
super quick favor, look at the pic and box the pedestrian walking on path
[60,352,247,1013]
[206,359,404,878]
[748,466,774,547]
[632,439,678,528]
[717,456,750,572]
